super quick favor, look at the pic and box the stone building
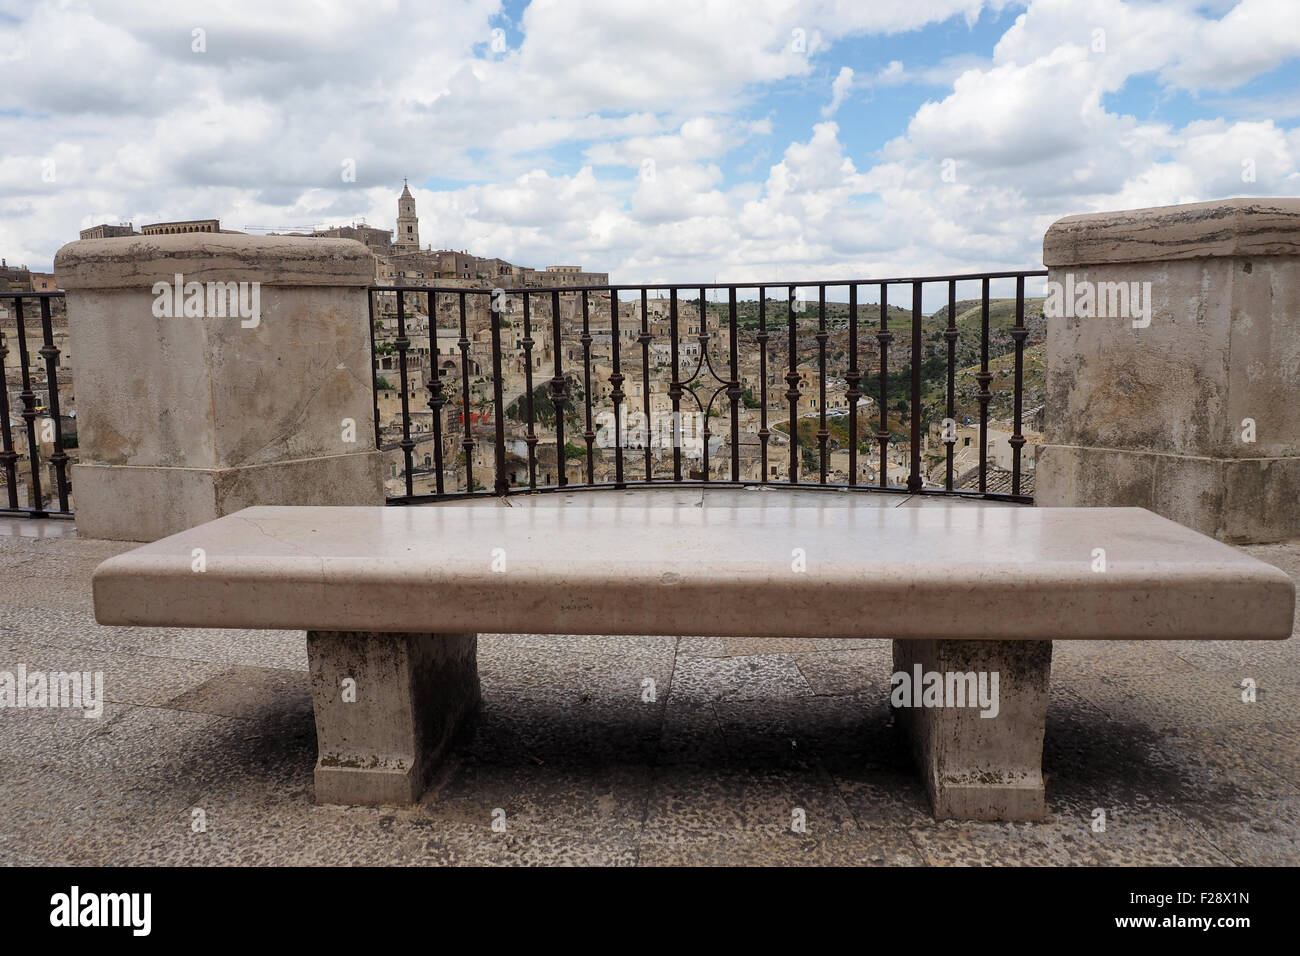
[377,182,608,288]
[313,222,393,255]
[79,223,135,240]
[1,259,31,292]
[140,219,221,235]
[77,219,236,242]
[394,180,420,253]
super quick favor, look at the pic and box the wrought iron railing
[0,291,73,518]
[369,270,1047,505]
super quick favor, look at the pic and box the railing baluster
[786,285,799,485]
[669,288,681,482]
[1010,275,1028,497]
[977,276,992,494]
[908,281,923,493]
[489,288,508,494]
[427,292,447,495]
[0,302,18,509]
[816,285,828,484]
[698,287,709,484]
[728,287,740,483]
[394,292,414,497]
[38,297,69,512]
[522,292,537,490]
[13,299,43,515]
[639,287,652,482]
[944,279,958,492]
[367,291,380,448]
[457,290,473,493]
[580,291,594,485]
[758,288,769,483]
[550,289,567,487]
[846,284,859,487]
[609,289,625,488]
[877,283,891,489]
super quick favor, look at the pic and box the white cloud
[877,60,906,84]
[0,0,1296,287]
[822,66,855,117]
[584,118,739,167]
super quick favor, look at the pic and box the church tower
[395,179,419,252]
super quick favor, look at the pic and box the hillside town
[2,183,1044,511]
[359,186,1044,497]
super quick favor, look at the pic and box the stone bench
[90,500,1294,821]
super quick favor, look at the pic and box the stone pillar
[1037,198,1300,543]
[307,630,480,806]
[893,639,1052,822]
[54,233,385,540]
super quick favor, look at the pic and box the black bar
[609,289,626,488]
[977,277,992,494]
[786,285,799,485]
[522,293,537,490]
[15,298,45,515]
[550,289,566,487]
[395,292,414,498]
[366,291,380,449]
[669,289,681,482]
[38,296,69,512]
[847,284,859,488]
[757,289,769,483]
[907,280,922,494]
[816,285,828,484]
[945,280,958,493]
[640,288,651,482]
[697,287,710,483]
[728,288,740,483]
[0,303,18,509]
[489,289,508,495]
[1010,275,1028,496]
[457,290,473,493]
[367,269,1048,296]
[877,283,891,489]
[387,480,1033,507]
[428,293,448,496]
[580,291,595,484]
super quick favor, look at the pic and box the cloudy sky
[2,0,1298,286]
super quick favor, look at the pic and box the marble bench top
[91,503,1295,641]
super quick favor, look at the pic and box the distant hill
[697,295,1046,431]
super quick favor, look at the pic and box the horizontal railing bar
[367,270,1048,296]
[386,482,1034,506]
[0,507,74,518]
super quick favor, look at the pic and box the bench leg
[892,639,1052,822]
[306,630,480,806]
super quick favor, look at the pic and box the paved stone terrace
[1,491,1298,866]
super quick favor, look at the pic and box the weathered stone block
[893,638,1052,822]
[1038,199,1300,543]
[54,233,385,540]
[308,630,480,806]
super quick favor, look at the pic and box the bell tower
[395,179,419,252]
